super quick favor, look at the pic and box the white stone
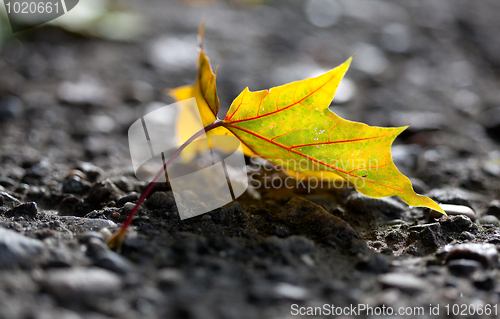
[430,204,475,219]
[274,283,310,300]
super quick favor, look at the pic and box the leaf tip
[167,85,195,101]
[341,56,353,70]
[397,125,410,133]
[432,204,447,216]
[421,196,446,216]
[198,20,206,50]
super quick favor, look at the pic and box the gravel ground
[1,0,500,318]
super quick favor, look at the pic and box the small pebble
[300,254,315,267]
[15,183,29,194]
[145,191,176,209]
[0,192,21,211]
[378,273,426,293]
[76,162,104,180]
[0,227,44,268]
[43,268,123,299]
[66,169,87,180]
[0,177,15,187]
[273,283,310,300]
[440,243,498,269]
[356,253,390,274]
[90,114,116,133]
[85,237,109,256]
[275,226,292,238]
[148,36,197,71]
[78,231,105,244]
[304,0,342,28]
[122,202,136,211]
[346,192,406,220]
[459,231,475,241]
[485,200,500,218]
[487,237,500,245]
[385,230,404,244]
[447,259,482,277]
[473,273,495,291]
[57,216,117,233]
[407,223,446,254]
[427,188,476,207]
[480,106,500,140]
[116,192,139,207]
[158,268,184,288]
[479,215,499,226]
[126,80,154,103]
[87,179,123,205]
[59,195,85,217]
[0,96,24,121]
[429,204,475,220]
[112,212,121,219]
[209,202,249,226]
[427,266,445,276]
[200,214,212,222]
[62,176,90,194]
[112,177,134,193]
[93,250,134,275]
[22,161,51,183]
[381,23,411,53]
[5,202,38,219]
[353,43,388,75]
[440,215,476,232]
[99,228,113,242]
[58,78,106,105]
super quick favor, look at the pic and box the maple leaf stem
[108,120,223,250]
